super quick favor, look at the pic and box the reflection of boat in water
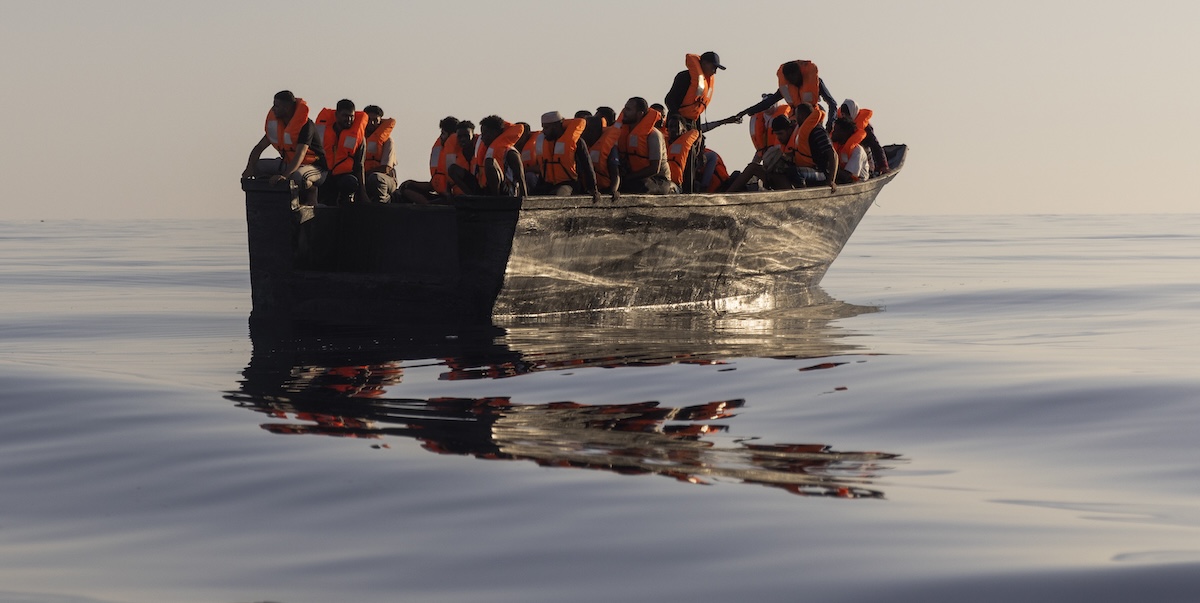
[241,146,905,323]
[228,295,903,498]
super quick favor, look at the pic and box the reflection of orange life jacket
[749,101,792,155]
[617,108,662,173]
[265,98,319,166]
[363,118,395,173]
[520,133,540,171]
[428,134,454,195]
[784,108,824,169]
[315,109,368,176]
[702,149,729,193]
[535,118,586,185]
[588,126,621,189]
[667,129,700,185]
[777,60,821,109]
[472,122,524,187]
[678,53,715,121]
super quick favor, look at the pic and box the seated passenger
[315,99,368,205]
[398,116,459,204]
[748,94,792,162]
[595,106,619,130]
[582,116,621,201]
[836,99,889,175]
[727,103,837,193]
[616,97,672,195]
[361,105,397,203]
[665,114,701,193]
[532,111,600,201]
[830,111,870,184]
[698,148,731,193]
[243,90,328,206]
[450,116,526,197]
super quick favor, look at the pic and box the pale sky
[2,0,1197,220]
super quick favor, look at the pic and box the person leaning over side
[449,115,527,197]
[361,105,397,203]
[727,103,838,193]
[736,59,838,132]
[243,90,328,206]
[314,99,368,205]
[615,97,673,195]
[581,115,621,201]
[532,111,600,202]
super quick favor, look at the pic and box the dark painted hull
[242,145,905,323]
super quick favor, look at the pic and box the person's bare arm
[607,153,621,202]
[504,149,527,197]
[244,135,271,177]
[269,143,308,185]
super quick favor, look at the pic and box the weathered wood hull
[242,145,905,323]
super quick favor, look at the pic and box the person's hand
[269,174,286,186]
[242,166,255,179]
[828,180,837,193]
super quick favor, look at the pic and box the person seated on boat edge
[665,114,701,193]
[531,111,601,202]
[243,90,328,207]
[615,97,673,195]
[582,116,621,201]
[698,147,733,193]
[314,99,368,206]
[361,105,397,203]
[735,60,838,132]
[397,116,459,204]
[726,103,838,193]
[834,99,889,176]
[448,116,527,197]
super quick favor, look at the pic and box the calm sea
[2,214,1199,603]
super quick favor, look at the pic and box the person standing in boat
[726,103,838,193]
[532,111,601,202]
[397,116,459,204]
[242,90,328,207]
[663,52,743,192]
[449,116,527,197]
[314,99,368,205]
[736,60,838,132]
[361,105,397,203]
[615,97,673,195]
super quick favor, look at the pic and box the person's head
[666,114,686,139]
[793,102,814,123]
[479,115,505,145]
[781,61,803,87]
[335,99,356,129]
[439,116,460,139]
[650,103,666,128]
[582,116,605,146]
[272,90,297,121]
[574,109,593,119]
[622,97,648,126]
[364,105,384,134]
[837,99,859,123]
[541,111,565,139]
[456,120,475,150]
[699,51,725,77]
[770,115,794,141]
[515,122,533,148]
[595,106,617,128]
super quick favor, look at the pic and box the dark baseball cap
[700,51,726,70]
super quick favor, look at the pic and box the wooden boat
[240,145,905,324]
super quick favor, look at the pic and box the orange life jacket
[264,98,319,166]
[315,109,368,176]
[777,60,821,109]
[702,149,729,193]
[363,118,395,173]
[749,101,792,155]
[521,133,540,171]
[442,135,474,194]
[472,122,524,187]
[428,133,454,195]
[588,126,622,189]
[832,107,874,167]
[617,108,662,174]
[784,108,824,169]
[667,129,701,185]
[535,118,587,185]
[678,53,714,121]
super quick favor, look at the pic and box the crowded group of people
[243,53,890,206]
